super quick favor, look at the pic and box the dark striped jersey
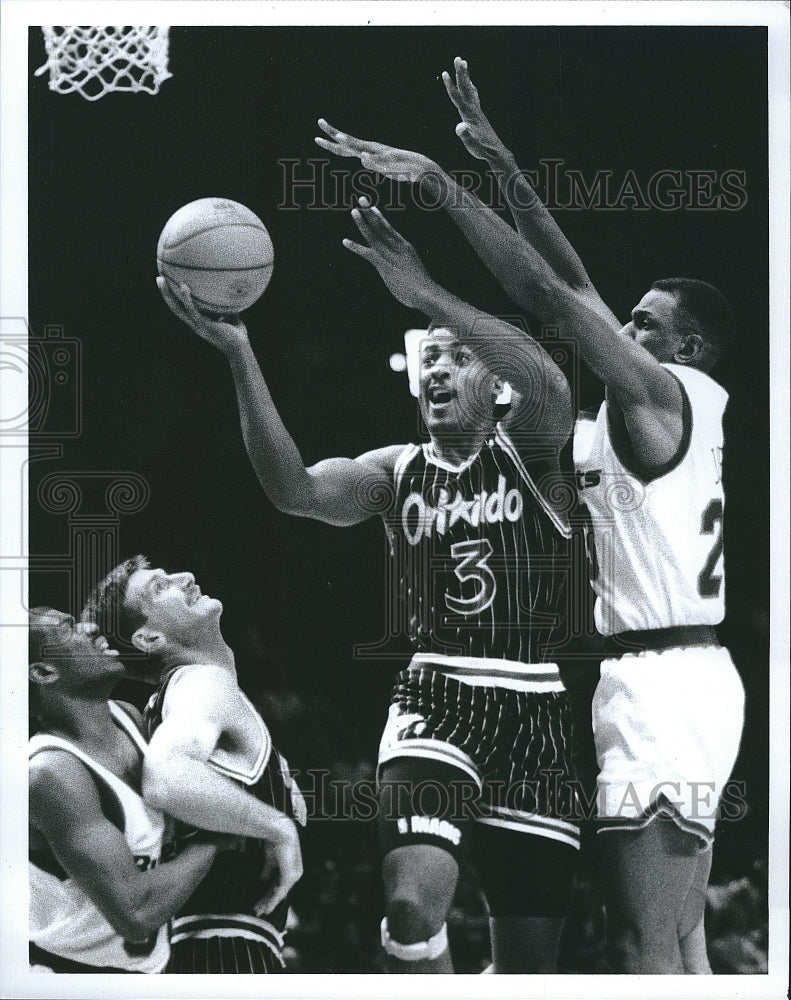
[384,425,571,664]
[144,666,304,932]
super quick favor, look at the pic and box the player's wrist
[411,279,446,314]
[263,814,297,844]
[418,169,451,205]
[488,145,516,171]
[223,331,254,364]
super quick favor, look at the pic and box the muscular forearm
[143,752,294,841]
[418,174,640,397]
[224,339,313,514]
[414,277,569,416]
[422,170,556,317]
[483,147,591,289]
[121,840,217,940]
[424,170,620,333]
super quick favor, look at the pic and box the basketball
[157,198,274,315]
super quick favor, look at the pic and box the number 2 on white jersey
[446,538,496,615]
[698,498,724,598]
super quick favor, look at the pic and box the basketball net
[35,26,172,101]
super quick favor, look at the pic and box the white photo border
[1,2,788,998]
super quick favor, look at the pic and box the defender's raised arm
[443,56,591,290]
[316,119,686,465]
[343,198,572,443]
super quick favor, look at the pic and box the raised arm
[443,57,592,290]
[316,124,682,460]
[343,199,572,443]
[30,753,219,943]
[157,278,399,526]
[315,121,617,331]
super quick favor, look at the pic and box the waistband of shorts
[409,652,565,691]
[171,912,285,949]
[604,625,719,656]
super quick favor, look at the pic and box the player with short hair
[441,59,745,975]
[28,607,223,974]
[82,556,305,973]
[315,56,746,973]
[156,203,580,974]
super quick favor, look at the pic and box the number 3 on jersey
[446,539,496,615]
[698,498,724,598]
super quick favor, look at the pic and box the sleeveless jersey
[573,363,728,636]
[385,424,571,665]
[144,665,304,931]
[29,701,169,973]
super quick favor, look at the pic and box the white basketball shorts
[592,643,745,847]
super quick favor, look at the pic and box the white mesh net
[35,26,172,101]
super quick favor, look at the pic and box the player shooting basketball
[313,56,746,974]
[156,208,582,973]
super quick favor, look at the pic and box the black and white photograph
[1,2,788,997]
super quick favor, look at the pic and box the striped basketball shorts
[377,653,580,849]
[166,913,286,973]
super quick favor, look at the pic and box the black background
[28,25,768,883]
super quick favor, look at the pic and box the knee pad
[377,758,477,863]
[380,918,448,962]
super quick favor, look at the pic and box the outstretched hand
[442,56,508,161]
[315,119,440,184]
[343,198,436,310]
[156,277,250,357]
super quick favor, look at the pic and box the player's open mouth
[427,386,453,405]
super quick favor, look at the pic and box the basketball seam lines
[159,263,273,272]
[160,222,269,251]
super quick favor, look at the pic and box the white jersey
[573,363,727,636]
[29,701,169,973]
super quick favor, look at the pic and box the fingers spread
[317,118,344,140]
[315,119,362,156]
[364,203,402,249]
[342,237,374,259]
[317,118,381,153]
[315,135,359,157]
[442,68,462,106]
[350,205,377,245]
[355,200,401,247]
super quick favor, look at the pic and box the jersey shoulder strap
[393,442,422,492]
[494,423,571,537]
